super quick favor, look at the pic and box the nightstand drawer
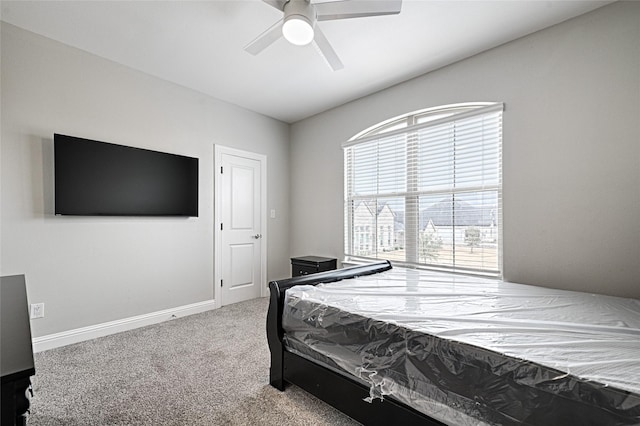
[291,256,337,277]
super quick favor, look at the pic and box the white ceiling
[1,0,612,123]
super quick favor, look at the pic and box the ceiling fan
[244,0,402,71]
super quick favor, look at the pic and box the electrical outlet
[30,303,45,319]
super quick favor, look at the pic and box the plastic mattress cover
[282,267,640,426]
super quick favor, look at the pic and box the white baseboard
[32,299,216,353]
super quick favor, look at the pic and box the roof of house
[420,199,495,228]
[355,198,495,230]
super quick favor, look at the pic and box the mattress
[282,267,640,426]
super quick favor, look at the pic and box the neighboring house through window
[343,103,503,276]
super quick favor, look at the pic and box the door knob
[252,234,262,239]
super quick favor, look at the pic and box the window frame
[344,103,504,277]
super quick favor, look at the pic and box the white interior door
[216,147,266,306]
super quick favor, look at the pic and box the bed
[266,261,640,425]
[267,262,640,425]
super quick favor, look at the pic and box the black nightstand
[291,256,337,277]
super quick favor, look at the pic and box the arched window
[343,103,503,276]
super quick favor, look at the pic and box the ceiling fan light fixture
[282,15,314,46]
[246,0,402,71]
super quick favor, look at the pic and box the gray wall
[0,23,291,337]
[290,1,640,298]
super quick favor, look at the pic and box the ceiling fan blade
[315,0,402,21]
[313,26,344,71]
[262,0,287,12]
[244,19,284,55]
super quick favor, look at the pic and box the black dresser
[1,275,35,426]
[291,256,337,277]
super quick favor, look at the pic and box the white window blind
[344,103,503,276]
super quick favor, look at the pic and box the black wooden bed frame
[266,261,445,426]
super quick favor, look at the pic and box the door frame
[214,145,268,309]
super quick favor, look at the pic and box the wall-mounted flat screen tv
[54,134,198,217]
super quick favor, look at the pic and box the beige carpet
[28,297,360,425]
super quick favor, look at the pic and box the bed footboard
[266,261,391,390]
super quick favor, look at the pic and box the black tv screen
[54,134,198,216]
